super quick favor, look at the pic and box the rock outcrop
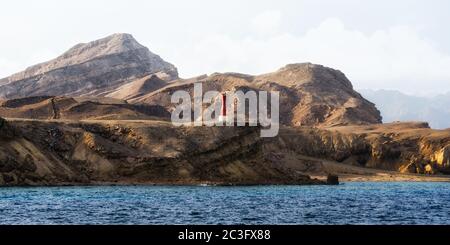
[0,33,178,99]
[131,63,382,127]
[326,174,339,185]
[0,117,14,139]
[0,116,6,135]
[270,122,450,175]
[0,120,322,186]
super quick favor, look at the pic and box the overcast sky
[1,0,449,95]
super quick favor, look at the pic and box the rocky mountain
[0,33,178,99]
[0,61,382,127]
[131,63,382,127]
[360,89,450,129]
[0,33,381,127]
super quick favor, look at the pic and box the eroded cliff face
[1,118,449,186]
[0,119,321,186]
[271,122,450,175]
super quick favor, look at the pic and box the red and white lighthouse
[218,92,227,122]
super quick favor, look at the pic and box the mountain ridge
[130,63,382,127]
[360,89,450,129]
[0,33,178,99]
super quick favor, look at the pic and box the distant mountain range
[359,89,450,129]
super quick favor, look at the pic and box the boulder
[0,116,5,129]
[326,174,340,185]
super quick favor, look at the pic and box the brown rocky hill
[0,96,169,120]
[0,63,382,127]
[104,74,169,100]
[0,33,178,99]
[130,63,382,127]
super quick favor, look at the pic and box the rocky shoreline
[0,118,325,186]
[1,118,449,187]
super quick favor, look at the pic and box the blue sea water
[0,182,449,224]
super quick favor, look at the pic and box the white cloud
[0,49,58,78]
[175,16,450,94]
[1,3,449,95]
[250,10,282,36]
[0,58,21,78]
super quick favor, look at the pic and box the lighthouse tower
[218,92,227,122]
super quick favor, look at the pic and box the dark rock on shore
[327,174,339,185]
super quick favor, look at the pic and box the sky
[1,0,450,95]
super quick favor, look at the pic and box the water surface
[0,182,449,224]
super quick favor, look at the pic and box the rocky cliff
[0,33,178,99]
[0,119,322,186]
[1,119,449,186]
[271,122,450,175]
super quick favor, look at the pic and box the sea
[1,182,449,224]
